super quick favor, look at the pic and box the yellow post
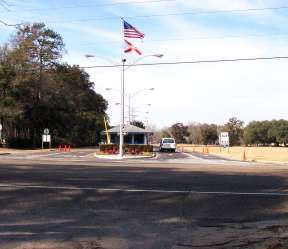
[104,116,111,144]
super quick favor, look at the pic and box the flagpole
[119,17,125,158]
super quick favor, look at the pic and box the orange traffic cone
[64,145,67,152]
[68,145,71,152]
[58,145,62,152]
[242,150,247,161]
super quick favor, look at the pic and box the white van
[159,138,176,152]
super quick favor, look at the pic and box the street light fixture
[84,54,119,67]
[124,54,163,71]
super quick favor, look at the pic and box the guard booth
[102,124,153,145]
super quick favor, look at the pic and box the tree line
[0,23,108,148]
[244,120,288,146]
[155,118,288,146]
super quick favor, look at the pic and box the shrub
[9,138,33,149]
[99,144,153,155]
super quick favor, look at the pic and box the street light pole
[85,53,162,159]
[128,93,131,123]
[119,58,126,158]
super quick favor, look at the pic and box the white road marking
[25,152,64,159]
[0,183,287,197]
[183,152,205,161]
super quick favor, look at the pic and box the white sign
[43,128,50,135]
[42,135,51,143]
[219,132,229,146]
[0,124,2,131]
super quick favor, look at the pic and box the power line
[4,0,175,12]
[146,32,288,42]
[0,0,12,6]
[35,5,288,24]
[0,19,20,26]
[126,5,288,19]
[80,56,288,69]
[0,0,10,11]
[77,32,288,47]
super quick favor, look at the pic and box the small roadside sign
[42,133,51,149]
[42,135,51,143]
[0,124,2,131]
[43,128,49,135]
[219,132,229,147]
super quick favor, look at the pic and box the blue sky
[1,0,288,128]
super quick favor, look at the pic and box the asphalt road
[1,151,288,249]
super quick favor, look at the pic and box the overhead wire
[0,0,10,11]
[0,19,20,26]
[32,5,288,24]
[0,0,12,6]
[1,0,175,12]
[2,4,288,27]
[80,56,288,69]
[76,32,288,47]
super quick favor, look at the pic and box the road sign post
[0,124,2,144]
[42,128,51,149]
[219,132,229,148]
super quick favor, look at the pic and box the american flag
[123,20,144,39]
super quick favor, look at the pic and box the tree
[151,127,171,143]
[7,23,65,146]
[200,124,218,145]
[244,121,271,145]
[42,64,108,146]
[224,117,244,146]
[268,120,288,146]
[187,123,202,144]
[11,23,65,69]
[0,23,108,148]
[130,120,145,129]
[170,122,189,144]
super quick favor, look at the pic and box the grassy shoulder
[181,145,288,163]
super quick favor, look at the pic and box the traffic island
[96,144,155,159]
[94,151,156,160]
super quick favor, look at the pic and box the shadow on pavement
[0,164,288,249]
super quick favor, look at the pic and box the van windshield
[163,139,175,143]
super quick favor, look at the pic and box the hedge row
[100,144,153,154]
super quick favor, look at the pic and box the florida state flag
[124,39,142,55]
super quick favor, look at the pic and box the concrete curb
[93,153,156,160]
[0,153,11,156]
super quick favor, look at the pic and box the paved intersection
[0,148,288,249]
[0,148,247,165]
